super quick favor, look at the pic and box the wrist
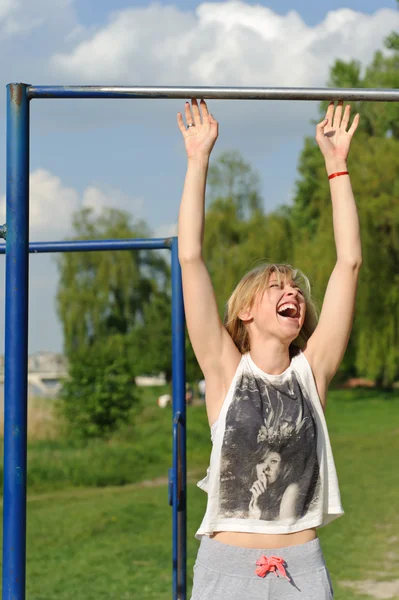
[187,155,210,170]
[325,160,348,177]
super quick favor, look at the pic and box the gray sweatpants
[191,536,334,599]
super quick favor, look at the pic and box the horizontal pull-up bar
[0,238,172,254]
[26,85,399,101]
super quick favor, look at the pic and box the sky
[0,0,398,355]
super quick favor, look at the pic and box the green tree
[203,152,293,319]
[291,16,399,385]
[57,208,169,355]
[208,150,263,219]
[60,335,139,439]
[57,208,172,435]
[131,288,173,381]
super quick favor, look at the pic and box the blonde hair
[224,263,318,355]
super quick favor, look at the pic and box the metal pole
[3,83,30,600]
[171,238,186,600]
[0,238,172,254]
[27,85,399,102]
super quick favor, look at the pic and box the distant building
[0,352,68,399]
[0,352,166,399]
[135,374,167,386]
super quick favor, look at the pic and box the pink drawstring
[255,555,289,580]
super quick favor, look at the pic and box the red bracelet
[328,171,349,180]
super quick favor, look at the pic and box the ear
[238,307,253,323]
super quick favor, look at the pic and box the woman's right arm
[177,100,240,417]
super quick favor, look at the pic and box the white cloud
[1,2,396,136]
[82,185,144,218]
[0,169,78,240]
[52,2,399,87]
[0,0,73,39]
[29,169,79,238]
[0,1,398,358]
[0,0,16,22]
[0,170,145,241]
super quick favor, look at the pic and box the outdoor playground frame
[1,83,399,600]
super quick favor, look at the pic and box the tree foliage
[57,208,171,436]
[200,19,399,385]
[56,15,399,388]
[57,208,169,355]
[60,335,139,439]
[203,152,293,320]
[291,21,399,385]
[208,150,263,219]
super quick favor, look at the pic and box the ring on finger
[187,123,195,128]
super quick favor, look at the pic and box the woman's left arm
[304,101,362,397]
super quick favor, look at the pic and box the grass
[0,388,398,599]
[0,387,211,493]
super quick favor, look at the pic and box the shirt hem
[195,510,344,539]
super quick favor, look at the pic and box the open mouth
[277,302,300,320]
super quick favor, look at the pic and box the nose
[285,288,297,298]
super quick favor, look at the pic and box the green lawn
[1,389,398,599]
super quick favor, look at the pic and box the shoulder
[204,351,243,426]
[292,350,328,410]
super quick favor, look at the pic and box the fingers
[251,480,266,497]
[200,99,210,124]
[184,101,193,127]
[177,112,186,134]
[322,101,360,134]
[191,98,202,125]
[332,100,344,129]
[348,112,360,136]
[325,101,335,126]
[180,99,211,128]
[200,99,209,117]
[332,101,359,135]
[341,104,351,131]
[209,113,219,136]
[315,117,328,140]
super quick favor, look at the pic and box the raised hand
[177,99,218,160]
[315,101,360,164]
[248,473,267,519]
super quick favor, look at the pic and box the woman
[177,99,361,599]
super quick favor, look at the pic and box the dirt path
[23,470,204,504]
[339,532,399,599]
[7,477,399,599]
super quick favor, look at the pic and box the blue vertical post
[171,238,186,600]
[2,83,30,600]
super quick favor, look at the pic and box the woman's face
[256,451,282,484]
[240,274,307,345]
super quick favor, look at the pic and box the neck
[249,338,291,375]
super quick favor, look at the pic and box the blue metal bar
[26,85,399,102]
[171,238,186,600]
[0,238,172,254]
[3,83,30,600]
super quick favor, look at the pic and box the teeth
[277,303,299,317]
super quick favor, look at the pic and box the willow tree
[57,207,169,356]
[203,151,294,322]
[291,16,399,385]
[56,208,171,435]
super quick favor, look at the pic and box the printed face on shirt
[218,369,321,521]
[256,451,282,484]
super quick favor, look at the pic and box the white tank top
[196,351,344,538]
